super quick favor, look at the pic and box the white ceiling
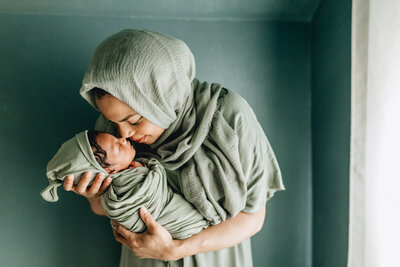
[0,0,321,22]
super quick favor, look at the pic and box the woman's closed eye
[130,116,142,126]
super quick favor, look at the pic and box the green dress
[79,29,285,267]
[113,90,284,267]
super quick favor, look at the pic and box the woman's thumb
[140,206,156,230]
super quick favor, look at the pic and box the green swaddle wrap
[41,131,208,239]
[41,131,108,202]
[80,29,285,225]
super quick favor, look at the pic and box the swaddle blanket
[40,131,208,239]
[80,29,284,225]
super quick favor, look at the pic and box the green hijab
[80,29,261,224]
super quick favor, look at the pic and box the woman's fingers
[112,220,142,250]
[87,173,105,195]
[111,214,174,260]
[113,220,136,240]
[63,175,75,191]
[140,207,156,231]
[112,227,129,247]
[99,177,112,194]
[75,172,92,194]
[63,172,110,198]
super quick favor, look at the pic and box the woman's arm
[112,205,266,260]
[87,195,107,216]
[173,206,265,258]
[63,172,111,216]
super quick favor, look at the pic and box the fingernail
[66,176,73,180]
[141,206,148,214]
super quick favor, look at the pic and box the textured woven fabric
[41,131,208,239]
[41,130,108,202]
[79,29,285,266]
[80,29,277,224]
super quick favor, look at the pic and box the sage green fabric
[102,157,209,239]
[81,29,285,267]
[80,29,284,226]
[80,29,194,129]
[119,238,253,267]
[95,86,285,267]
[41,130,108,202]
[41,131,208,239]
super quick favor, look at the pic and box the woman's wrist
[167,239,186,261]
[167,235,208,260]
[87,196,106,216]
[167,208,266,259]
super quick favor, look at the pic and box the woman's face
[95,94,165,145]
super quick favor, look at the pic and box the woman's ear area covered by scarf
[79,29,196,129]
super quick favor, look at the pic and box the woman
[64,29,285,266]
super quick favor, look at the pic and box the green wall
[311,0,351,266]
[0,12,312,267]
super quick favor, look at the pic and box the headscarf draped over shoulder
[79,29,279,224]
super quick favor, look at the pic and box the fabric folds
[78,28,285,267]
[80,29,277,225]
[41,131,208,239]
[41,131,108,202]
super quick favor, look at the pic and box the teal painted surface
[311,0,351,266]
[0,0,320,21]
[0,14,311,267]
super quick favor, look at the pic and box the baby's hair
[87,130,111,168]
[90,87,109,99]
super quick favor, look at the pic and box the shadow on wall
[0,14,311,267]
[0,15,120,267]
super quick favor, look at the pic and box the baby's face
[95,133,136,172]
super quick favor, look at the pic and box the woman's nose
[118,137,127,145]
[118,124,134,139]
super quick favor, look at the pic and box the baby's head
[87,131,136,174]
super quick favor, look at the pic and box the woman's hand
[113,206,266,260]
[112,207,177,260]
[112,206,266,260]
[63,171,111,198]
[63,171,111,216]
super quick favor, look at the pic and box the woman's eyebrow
[119,113,138,122]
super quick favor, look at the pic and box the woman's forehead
[95,94,139,121]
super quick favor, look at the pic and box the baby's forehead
[96,132,116,147]
[98,132,114,138]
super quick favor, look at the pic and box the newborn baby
[87,130,143,173]
[41,130,209,239]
